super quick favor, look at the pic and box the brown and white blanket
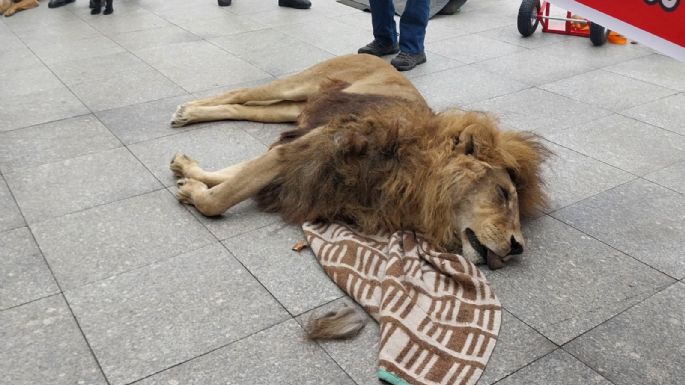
[303,222,502,385]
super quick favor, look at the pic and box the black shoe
[358,39,400,57]
[48,0,75,8]
[278,0,311,9]
[218,0,231,6]
[391,51,427,71]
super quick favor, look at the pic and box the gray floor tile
[280,19,373,55]
[535,37,654,70]
[0,87,90,132]
[0,115,120,172]
[484,215,673,344]
[29,34,126,65]
[109,25,201,51]
[565,283,685,385]
[0,295,107,385]
[400,51,465,79]
[479,49,595,86]
[170,12,266,39]
[607,54,685,92]
[15,18,99,46]
[0,46,42,71]
[223,222,343,315]
[412,65,529,111]
[186,199,280,241]
[210,29,334,76]
[128,124,267,186]
[0,66,64,98]
[554,179,685,279]
[5,147,161,224]
[0,227,58,310]
[0,33,24,53]
[495,350,611,385]
[423,16,470,43]
[436,8,514,34]
[621,93,685,136]
[296,297,382,385]
[66,243,289,385]
[467,88,611,134]
[246,8,330,28]
[241,122,290,147]
[49,51,153,85]
[83,8,171,35]
[540,70,677,112]
[148,1,237,24]
[95,94,197,144]
[644,161,685,194]
[69,67,186,111]
[546,114,685,176]
[2,5,80,33]
[478,25,566,49]
[134,40,271,92]
[136,319,357,385]
[31,190,215,289]
[425,34,524,64]
[478,310,557,385]
[219,0,284,15]
[0,177,24,232]
[542,142,635,211]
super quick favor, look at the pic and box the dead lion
[169,54,549,268]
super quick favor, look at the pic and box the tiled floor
[0,0,683,384]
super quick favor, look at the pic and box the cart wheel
[589,22,609,46]
[517,0,540,37]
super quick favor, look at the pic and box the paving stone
[169,11,266,39]
[136,319,357,385]
[411,65,529,111]
[399,51,465,79]
[0,227,58,310]
[210,29,334,77]
[0,115,121,172]
[0,177,24,232]
[423,16,470,43]
[241,122,290,147]
[540,70,677,112]
[0,32,24,53]
[83,8,171,35]
[109,25,201,51]
[479,49,595,86]
[5,147,161,224]
[134,40,271,92]
[29,34,126,65]
[467,88,611,134]
[565,283,685,385]
[0,295,107,385]
[219,0,283,15]
[280,18,373,55]
[186,198,280,241]
[223,222,343,315]
[435,8,514,34]
[484,215,673,344]
[0,87,90,132]
[644,161,685,194]
[607,54,685,92]
[68,67,186,111]
[545,114,685,176]
[0,46,42,71]
[535,37,654,70]
[246,7,330,28]
[542,142,635,212]
[554,179,685,279]
[479,310,557,384]
[478,25,566,49]
[49,51,153,85]
[31,190,215,289]
[0,66,64,98]
[128,124,267,186]
[66,243,289,385]
[621,93,685,136]
[14,18,99,46]
[495,350,611,385]
[425,34,524,64]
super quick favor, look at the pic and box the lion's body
[0,0,39,17]
[170,54,548,263]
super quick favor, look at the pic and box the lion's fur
[0,0,39,17]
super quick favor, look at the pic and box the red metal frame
[538,1,591,37]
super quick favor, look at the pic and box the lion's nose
[509,236,523,255]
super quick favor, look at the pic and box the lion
[169,54,548,268]
[0,0,39,16]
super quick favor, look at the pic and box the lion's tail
[305,306,367,340]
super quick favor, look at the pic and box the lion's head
[434,111,550,268]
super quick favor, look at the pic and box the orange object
[608,31,628,45]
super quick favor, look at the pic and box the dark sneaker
[358,40,400,57]
[278,0,311,9]
[48,0,75,8]
[391,51,427,71]
[218,0,232,6]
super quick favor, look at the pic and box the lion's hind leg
[3,0,39,16]
[171,101,303,127]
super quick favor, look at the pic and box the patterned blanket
[303,222,501,385]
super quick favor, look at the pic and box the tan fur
[0,0,39,17]
[170,55,549,264]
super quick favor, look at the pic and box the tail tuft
[305,305,367,340]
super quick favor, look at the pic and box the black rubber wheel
[589,22,609,46]
[517,0,540,37]
[438,0,468,15]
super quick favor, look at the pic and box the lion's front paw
[175,177,207,205]
[170,153,198,178]
[170,104,190,127]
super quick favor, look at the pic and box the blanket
[303,222,502,385]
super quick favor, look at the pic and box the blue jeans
[370,0,430,54]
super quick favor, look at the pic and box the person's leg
[398,0,430,54]
[48,0,75,9]
[278,0,311,9]
[370,0,397,46]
